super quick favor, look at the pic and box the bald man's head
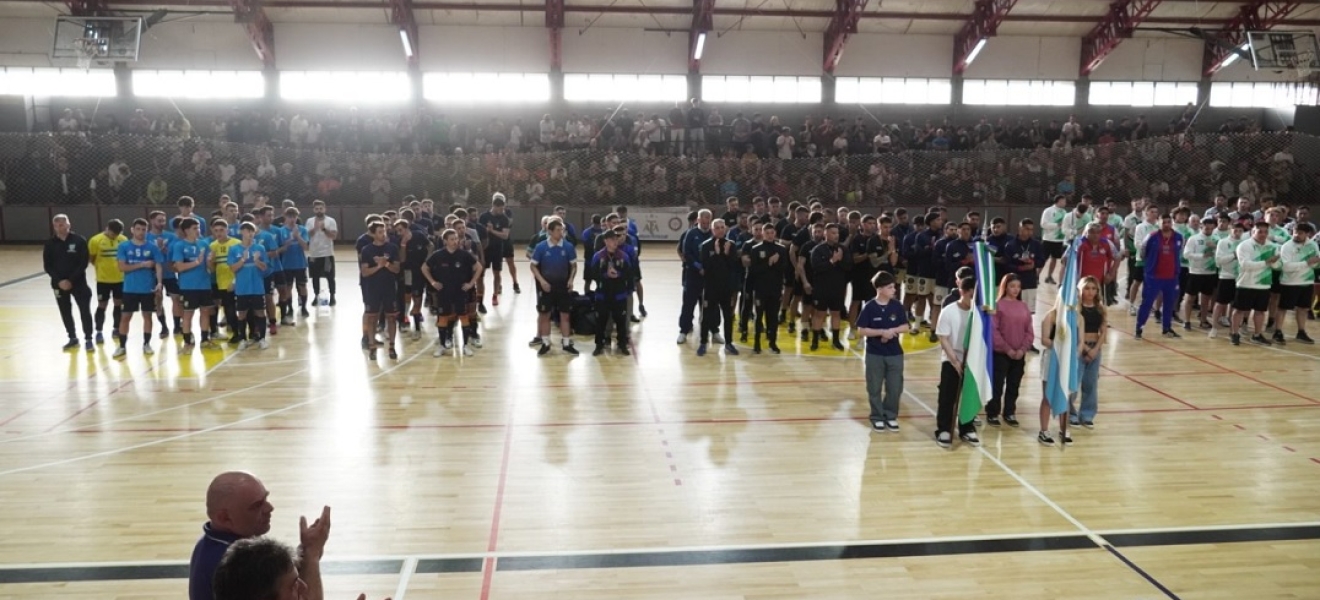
[205,471,273,538]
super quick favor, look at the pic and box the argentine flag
[1045,238,1083,416]
[958,241,996,424]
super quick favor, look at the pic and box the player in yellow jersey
[209,218,242,346]
[87,219,126,345]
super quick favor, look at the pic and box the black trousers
[701,287,733,343]
[56,283,94,341]
[216,290,238,337]
[309,256,336,297]
[987,352,1026,418]
[738,283,754,331]
[754,291,782,346]
[595,297,629,346]
[937,362,977,435]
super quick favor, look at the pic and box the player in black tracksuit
[590,230,636,355]
[809,223,852,351]
[697,220,740,355]
[746,223,790,354]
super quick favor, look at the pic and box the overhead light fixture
[694,32,706,61]
[1222,42,1250,68]
[399,29,413,58]
[965,38,987,66]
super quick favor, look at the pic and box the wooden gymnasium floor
[0,244,1318,599]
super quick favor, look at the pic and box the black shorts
[236,294,265,313]
[401,269,427,295]
[181,289,213,311]
[96,282,123,303]
[283,268,308,286]
[363,286,398,314]
[1233,287,1270,312]
[813,292,846,313]
[1043,241,1065,260]
[1188,273,1218,297]
[435,292,470,317]
[537,286,573,313]
[850,277,875,306]
[309,256,335,279]
[1178,268,1190,295]
[163,279,181,296]
[1270,270,1283,294]
[122,293,156,313]
[1215,279,1237,305]
[1130,261,1145,283]
[263,275,276,294]
[792,279,805,297]
[268,271,288,287]
[1279,284,1315,311]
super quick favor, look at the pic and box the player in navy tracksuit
[677,210,713,343]
[1136,214,1184,339]
[590,230,637,356]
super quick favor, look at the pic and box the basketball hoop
[1293,50,1316,80]
[72,37,100,70]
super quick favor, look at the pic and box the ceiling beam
[229,0,276,69]
[389,0,420,69]
[688,0,714,72]
[1080,0,1164,76]
[953,0,1018,74]
[547,0,563,71]
[822,0,867,73]
[65,0,109,16]
[1203,1,1303,77]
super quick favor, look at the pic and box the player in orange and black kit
[423,228,483,357]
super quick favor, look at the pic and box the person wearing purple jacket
[987,273,1035,427]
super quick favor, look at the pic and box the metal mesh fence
[0,129,1315,209]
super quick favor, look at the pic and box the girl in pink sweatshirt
[987,273,1034,426]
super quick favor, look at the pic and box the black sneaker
[538,343,551,356]
[787,322,796,334]
[724,344,740,356]
[593,345,605,356]
[562,344,580,356]
[1250,334,1272,346]
[959,431,981,446]
[478,303,488,314]
[1163,329,1181,338]
[328,297,337,306]
[62,338,78,351]
[1038,431,1055,446]
[1004,416,1020,427]
[752,346,762,355]
[768,344,781,355]
[1069,415,1081,426]
[1183,321,1192,331]
[740,330,749,343]
[1199,321,1213,330]
[871,421,885,433]
[831,340,845,351]
[368,347,378,360]
[1297,331,1315,345]
[630,315,641,323]
[986,416,1001,426]
[1135,328,1143,340]
[639,305,648,318]
[619,346,631,356]
[1231,333,1241,346]
[800,329,809,342]
[1027,346,1040,354]
[1273,330,1286,345]
[513,283,522,294]
[1061,431,1074,445]
[388,348,398,360]
[529,337,543,347]
[1081,420,1095,429]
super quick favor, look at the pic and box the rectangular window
[1089,81,1197,107]
[423,72,550,103]
[701,75,821,103]
[963,79,1074,106]
[563,73,686,102]
[1210,81,1320,108]
[279,71,410,103]
[132,70,264,99]
[0,67,116,97]
[835,77,951,104]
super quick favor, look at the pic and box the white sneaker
[713,333,725,344]
[848,329,857,340]
[143,344,154,356]
[960,431,981,446]
[462,345,474,357]
[112,346,126,359]
[676,333,688,344]
[1128,305,1137,316]
[239,339,251,350]
[935,431,952,448]
[470,335,484,349]
[443,338,454,350]
[885,420,899,431]
[258,338,270,350]
[411,329,421,341]
[281,315,295,326]
[433,345,444,357]
[1208,327,1218,339]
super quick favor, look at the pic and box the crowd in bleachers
[0,103,1309,211]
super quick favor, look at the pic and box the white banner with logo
[631,207,691,241]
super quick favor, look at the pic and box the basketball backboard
[51,16,142,67]
[1247,30,1320,76]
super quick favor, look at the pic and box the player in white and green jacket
[1232,221,1282,346]
[1040,194,1068,285]
[1128,205,1160,314]
[1276,222,1319,344]
[1182,217,1219,330]
[1211,221,1247,339]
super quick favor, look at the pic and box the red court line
[1117,330,1320,405]
[479,408,516,600]
[1100,365,1201,410]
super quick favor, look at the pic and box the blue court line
[0,273,42,289]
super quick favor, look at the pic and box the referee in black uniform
[43,214,95,351]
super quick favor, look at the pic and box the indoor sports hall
[1,0,1319,598]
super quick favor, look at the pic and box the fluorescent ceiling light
[965,38,987,66]
[400,29,413,58]
[694,32,706,60]
[1222,42,1249,68]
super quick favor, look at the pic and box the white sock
[542,336,552,345]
